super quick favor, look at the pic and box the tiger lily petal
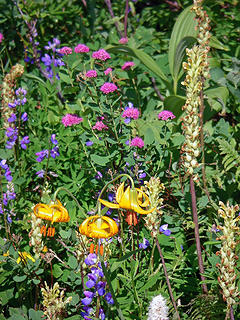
[79,215,118,239]
[99,182,154,215]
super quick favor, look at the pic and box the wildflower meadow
[0,0,240,319]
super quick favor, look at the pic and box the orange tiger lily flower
[99,182,154,215]
[33,200,70,237]
[79,215,118,239]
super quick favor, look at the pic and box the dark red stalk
[190,176,208,294]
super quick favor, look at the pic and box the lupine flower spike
[33,200,70,237]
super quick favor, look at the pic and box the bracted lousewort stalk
[181,0,211,294]
[216,202,240,320]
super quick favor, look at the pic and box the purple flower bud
[85,253,97,266]
[86,140,93,146]
[51,134,58,145]
[81,297,92,306]
[96,281,106,296]
[8,113,17,123]
[21,112,28,122]
[50,146,59,159]
[105,292,114,305]
[36,170,45,178]
[35,149,49,162]
[139,238,150,249]
[5,170,13,181]
[20,136,30,150]
[159,224,171,236]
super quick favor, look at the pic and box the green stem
[53,187,87,217]
[0,172,9,240]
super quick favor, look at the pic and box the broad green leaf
[52,264,63,278]
[205,86,229,112]
[59,72,72,84]
[168,5,197,87]
[28,309,44,320]
[24,73,46,85]
[209,36,229,51]
[68,256,78,269]
[13,275,27,282]
[91,154,111,166]
[106,45,170,86]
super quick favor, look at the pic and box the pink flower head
[92,121,108,131]
[158,110,176,121]
[62,114,83,127]
[130,137,144,148]
[104,68,113,75]
[122,61,135,71]
[100,82,118,94]
[86,70,97,78]
[119,37,128,44]
[0,33,3,43]
[122,103,139,123]
[92,49,111,61]
[74,44,90,53]
[58,46,72,55]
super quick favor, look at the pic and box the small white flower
[147,294,169,320]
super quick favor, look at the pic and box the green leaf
[106,45,170,86]
[68,256,78,269]
[205,86,229,112]
[52,264,63,278]
[24,73,46,85]
[59,72,72,84]
[13,275,27,282]
[209,36,229,51]
[168,5,197,87]
[28,309,44,320]
[90,154,111,166]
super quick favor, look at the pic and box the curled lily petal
[79,215,118,239]
[34,204,53,221]
[99,182,155,215]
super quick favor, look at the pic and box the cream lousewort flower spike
[147,294,169,320]
[216,202,240,318]
[41,282,72,320]
[181,0,211,176]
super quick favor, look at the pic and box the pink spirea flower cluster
[122,107,139,120]
[130,137,144,148]
[74,44,89,53]
[62,114,83,127]
[158,110,176,121]
[0,33,3,43]
[86,70,97,78]
[122,61,135,70]
[100,82,118,94]
[119,37,128,44]
[92,49,111,61]
[104,68,112,75]
[58,46,72,55]
[92,121,108,131]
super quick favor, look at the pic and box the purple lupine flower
[95,171,103,180]
[36,170,45,178]
[51,134,58,145]
[105,292,114,305]
[96,281,106,296]
[8,113,17,123]
[138,171,146,179]
[0,160,8,170]
[50,146,59,159]
[35,149,49,162]
[139,238,150,249]
[99,308,105,320]
[41,54,52,66]
[16,88,27,96]
[159,224,171,236]
[21,112,28,122]
[8,102,17,108]
[44,38,60,51]
[5,170,13,181]
[85,140,93,146]
[85,253,98,266]
[20,136,30,150]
